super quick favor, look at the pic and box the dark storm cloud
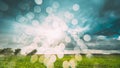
[99,0,120,17]
[94,0,120,36]
[87,40,120,50]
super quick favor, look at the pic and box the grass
[0,54,120,68]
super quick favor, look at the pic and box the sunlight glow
[14,1,90,55]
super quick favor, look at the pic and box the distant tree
[14,48,21,55]
[0,48,14,56]
[0,49,2,54]
[27,49,37,56]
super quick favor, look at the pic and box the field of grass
[0,54,120,68]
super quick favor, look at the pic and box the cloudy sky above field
[0,0,120,53]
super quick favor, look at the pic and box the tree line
[0,48,37,56]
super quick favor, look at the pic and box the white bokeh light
[69,59,76,68]
[46,7,53,14]
[26,12,35,20]
[57,54,64,59]
[71,19,78,25]
[39,55,44,63]
[63,61,69,68]
[32,20,40,26]
[72,4,80,11]
[74,46,80,51]
[75,54,82,62]
[65,36,71,43]
[83,34,91,42]
[34,0,43,5]
[30,55,38,63]
[43,57,50,66]
[59,43,65,51]
[34,6,41,13]
[64,11,74,20]
[16,15,26,23]
[49,55,56,63]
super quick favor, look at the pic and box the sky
[0,0,120,54]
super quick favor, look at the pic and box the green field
[0,54,120,68]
